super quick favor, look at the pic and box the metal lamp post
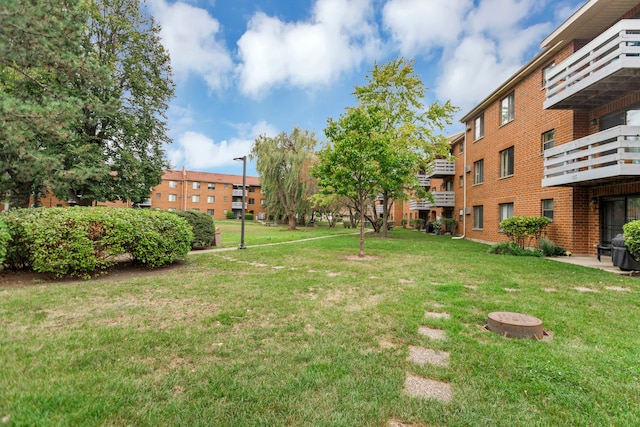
[233,156,247,249]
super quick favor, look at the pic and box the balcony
[375,204,383,214]
[232,189,246,197]
[544,19,640,110]
[542,125,640,187]
[416,174,431,187]
[231,202,247,209]
[426,159,455,178]
[409,191,455,210]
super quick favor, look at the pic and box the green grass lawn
[211,219,359,248]
[1,229,639,426]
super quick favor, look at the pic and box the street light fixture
[233,155,247,249]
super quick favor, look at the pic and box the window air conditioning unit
[465,208,471,215]
[464,165,471,173]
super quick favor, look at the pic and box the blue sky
[147,0,585,177]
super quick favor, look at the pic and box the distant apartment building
[17,168,267,220]
[150,169,267,220]
[452,0,640,254]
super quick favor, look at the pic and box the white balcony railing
[232,189,246,197]
[416,174,431,187]
[544,19,640,109]
[409,191,455,210]
[542,125,640,187]
[426,159,456,177]
[231,202,247,209]
[136,198,152,206]
[375,204,383,214]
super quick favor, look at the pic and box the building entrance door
[601,197,626,245]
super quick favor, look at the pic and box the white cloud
[166,121,278,170]
[236,0,381,97]
[382,0,472,55]
[148,0,233,91]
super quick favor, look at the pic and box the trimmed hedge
[0,218,10,265]
[499,216,551,249]
[1,207,193,277]
[623,220,640,259]
[174,210,216,248]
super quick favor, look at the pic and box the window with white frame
[474,113,484,140]
[207,196,215,203]
[168,194,177,202]
[207,209,214,216]
[169,181,177,189]
[261,199,266,206]
[474,159,484,184]
[499,203,514,222]
[248,198,255,205]
[459,175,464,188]
[473,206,484,229]
[542,61,555,88]
[208,183,215,190]
[168,208,176,212]
[192,195,200,203]
[499,147,514,178]
[542,130,555,151]
[542,199,554,221]
[155,193,161,199]
[459,141,464,153]
[192,182,200,190]
[500,92,515,125]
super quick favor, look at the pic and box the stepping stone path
[407,346,449,367]
[418,326,446,340]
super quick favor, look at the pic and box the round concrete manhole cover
[486,311,544,339]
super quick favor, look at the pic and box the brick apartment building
[148,169,267,220]
[29,168,267,221]
[452,0,640,254]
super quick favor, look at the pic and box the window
[168,208,176,212]
[224,184,229,189]
[473,206,484,229]
[261,199,266,206]
[192,195,200,202]
[191,208,200,212]
[224,196,228,202]
[207,209,214,216]
[542,61,555,87]
[207,196,215,203]
[499,147,514,178]
[542,199,554,221]
[248,198,255,205]
[169,181,177,189]
[499,203,514,222]
[474,114,484,140]
[444,180,453,191]
[155,193,161,199]
[192,182,200,190]
[248,186,256,193]
[474,159,484,184]
[459,141,464,153]
[542,130,555,151]
[168,194,177,202]
[459,175,464,188]
[500,92,515,125]
[208,183,215,190]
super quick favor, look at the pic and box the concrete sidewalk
[547,254,640,276]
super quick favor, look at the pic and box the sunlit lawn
[1,228,639,426]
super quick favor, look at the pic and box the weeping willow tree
[250,128,317,230]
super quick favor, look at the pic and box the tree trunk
[287,212,297,230]
[359,195,365,257]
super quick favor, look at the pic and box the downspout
[453,129,467,240]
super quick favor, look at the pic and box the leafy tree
[0,0,174,208]
[353,58,456,237]
[250,127,317,230]
[314,106,388,257]
[0,0,109,207]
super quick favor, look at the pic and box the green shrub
[489,241,542,257]
[623,220,640,259]
[539,237,567,257]
[2,207,193,277]
[499,216,552,249]
[244,213,254,221]
[174,210,216,248]
[0,218,10,265]
[226,211,234,219]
